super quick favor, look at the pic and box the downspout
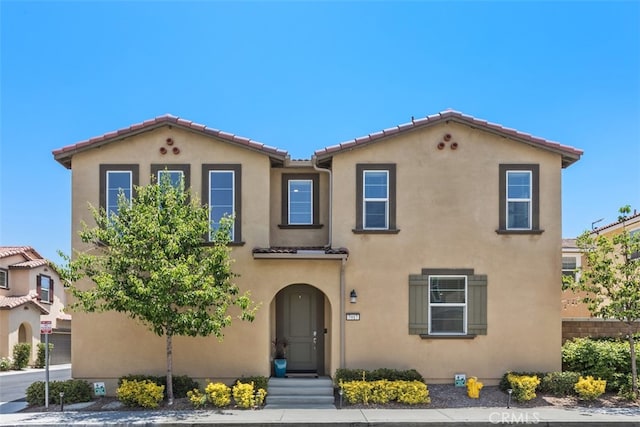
[313,155,346,368]
[312,155,332,248]
[340,256,346,368]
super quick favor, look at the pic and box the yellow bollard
[466,376,483,398]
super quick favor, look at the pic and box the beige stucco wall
[331,121,562,382]
[65,120,566,393]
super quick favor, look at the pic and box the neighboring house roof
[53,115,289,169]
[0,291,49,314]
[562,238,578,250]
[314,110,583,168]
[0,246,42,259]
[592,211,640,234]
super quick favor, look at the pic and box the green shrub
[116,379,164,408]
[540,371,580,396]
[118,374,198,399]
[234,375,268,391]
[34,343,54,369]
[334,368,424,385]
[0,357,11,371]
[562,337,638,392]
[26,380,93,406]
[574,376,606,400]
[11,343,31,370]
[506,373,540,402]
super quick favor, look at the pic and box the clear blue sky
[1,1,639,264]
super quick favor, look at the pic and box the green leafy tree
[564,205,640,396]
[59,174,257,405]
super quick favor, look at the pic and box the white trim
[106,170,132,219]
[506,170,532,230]
[363,170,389,230]
[288,179,313,225]
[209,170,235,241]
[427,275,467,335]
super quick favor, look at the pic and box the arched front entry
[18,323,29,343]
[275,284,326,375]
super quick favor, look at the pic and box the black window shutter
[36,275,42,300]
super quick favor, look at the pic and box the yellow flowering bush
[116,379,164,408]
[186,388,207,408]
[396,381,430,404]
[506,373,540,402]
[233,381,257,408]
[205,382,232,407]
[339,380,429,405]
[574,376,606,400]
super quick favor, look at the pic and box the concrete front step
[265,376,335,409]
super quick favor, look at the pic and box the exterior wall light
[350,289,357,304]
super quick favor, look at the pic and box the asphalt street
[0,364,71,408]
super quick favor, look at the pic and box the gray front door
[277,284,324,373]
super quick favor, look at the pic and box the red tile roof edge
[53,114,289,169]
[0,292,50,314]
[592,211,640,234]
[0,246,42,260]
[314,110,583,167]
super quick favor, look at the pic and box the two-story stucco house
[0,246,71,365]
[53,110,582,393]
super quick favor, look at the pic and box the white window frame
[106,170,133,220]
[40,275,52,304]
[363,170,389,230]
[209,170,235,241]
[157,170,184,189]
[506,170,532,230]
[630,229,640,260]
[288,179,313,225]
[0,268,7,289]
[562,256,580,282]
[428,275,467,335]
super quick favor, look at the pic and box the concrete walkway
[1,405,640,426]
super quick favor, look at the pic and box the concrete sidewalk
[1,406,639,426]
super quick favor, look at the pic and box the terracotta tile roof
[562,238,578,249]
[57,313,72,321]
[0,291,49,314]
[53,114,289,169]
[593,211,640,234]
[11,259,48,269]
[314,110,583,168]
[253,246,349,255]
[0,246,37,259]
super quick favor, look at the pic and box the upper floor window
[202,164,242,244]
[37,274,53,304]
[562,256,578,282]
[100,165,139,220]
[151,164,191,190]
[0,268,8,289]
[280,174,321,228]
[354,164,398,233]
[497,164,541,234]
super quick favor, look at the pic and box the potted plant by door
[272,338,288,378]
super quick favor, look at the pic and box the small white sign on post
[40,320,52,335]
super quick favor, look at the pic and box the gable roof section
[592,211,640,235]
[0,246,53,270]
[314,110,583,168]
[53,114,289,169]
[0,292,50,314]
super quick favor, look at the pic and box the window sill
[352,228,401,234]
[278,224,324,229]
[419,334,477,340]
[495,229,544,235]
[203,241,246,247]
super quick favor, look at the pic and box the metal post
[45,334,49,409]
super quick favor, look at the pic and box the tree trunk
[166,333,174,405]
[629,332,638,395]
